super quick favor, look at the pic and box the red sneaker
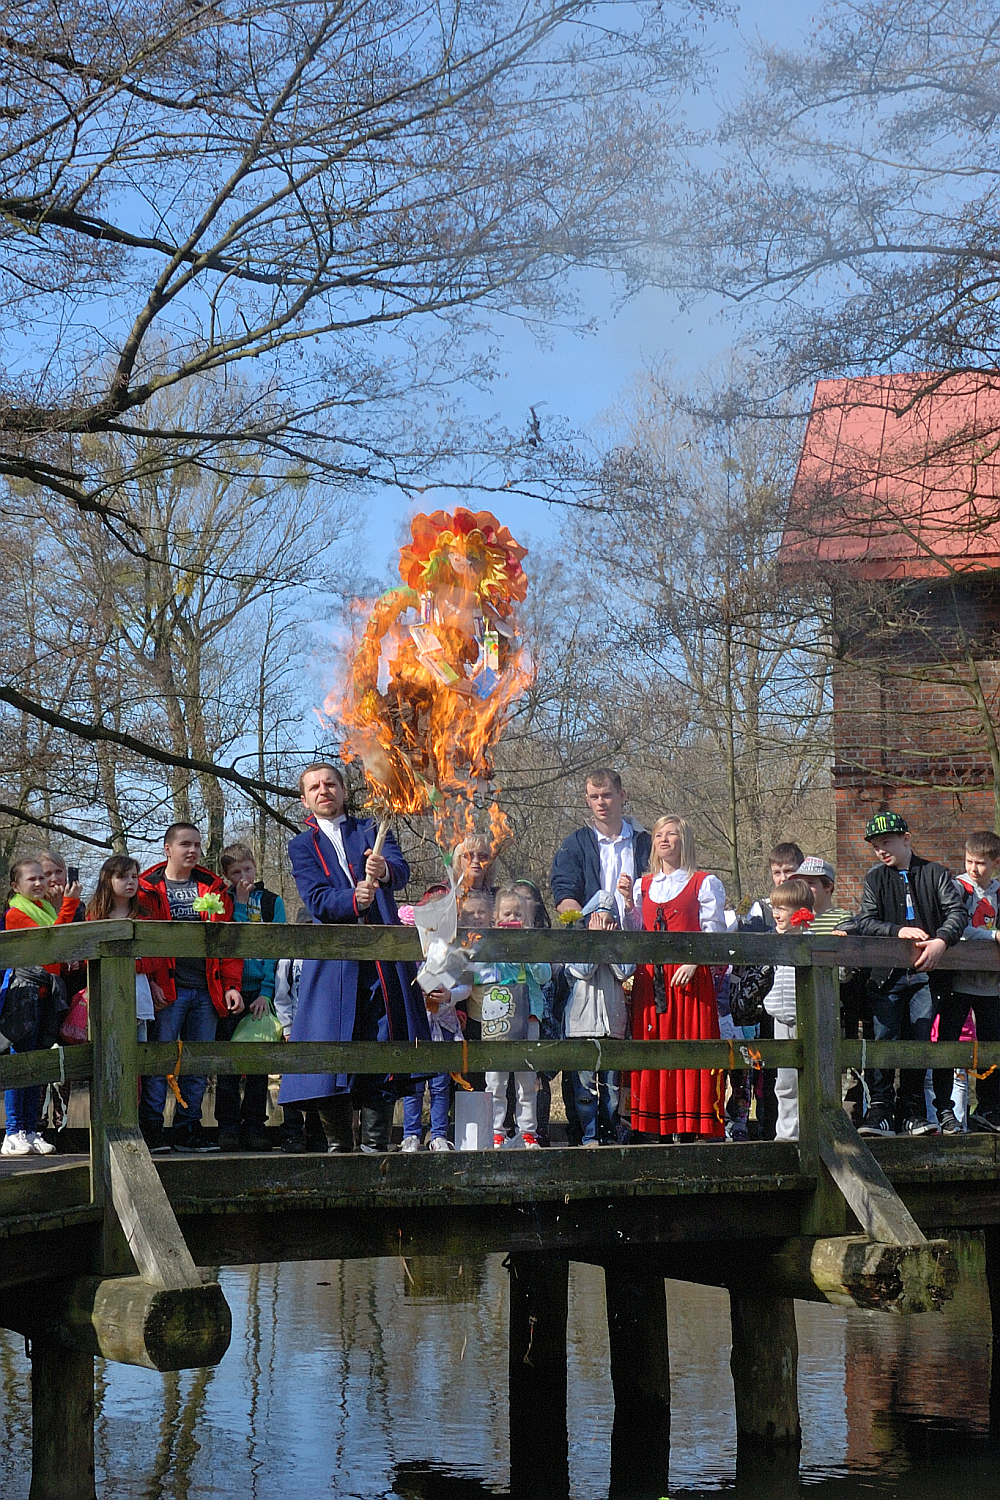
[521,1133,541,1150]
[493,1133,506,1149]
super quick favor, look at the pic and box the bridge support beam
[507,1252,569,1500]
[986,1226,1000,1437]
[605,1270,670,1497]
[29,1344,95,1500]
[729,1291,801,1449]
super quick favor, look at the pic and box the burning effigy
[331,507,529,858]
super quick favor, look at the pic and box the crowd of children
[3,771,1000,1153]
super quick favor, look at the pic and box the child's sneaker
[25,1132,56,1155]
[1,1131,32,1156]
[493,1132,507,1149]
[400,1134,423,1153]
[968,1108,1000,1133]
[428,1137,456,1152]
[858,1109,896,1137]
[901,1115,940,1137]
[938,1108,963,1135]
[521,1133,541,1150]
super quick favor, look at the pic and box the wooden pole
[29,1344,95,1500]
[507,1252,569,1500]
[605,1269,670,1498]
[796,962,847,1237]
[87,953,138,1276]
[371,819,390,859]
[729,1290,801,1448]
[985,1226,1000,1437]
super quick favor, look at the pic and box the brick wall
[833,662,1000,906]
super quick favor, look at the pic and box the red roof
[783,373,1000,579]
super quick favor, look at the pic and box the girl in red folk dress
[621,815,726,1140]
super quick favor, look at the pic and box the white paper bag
[455,1090,494,1150]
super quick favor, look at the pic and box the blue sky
[356,0,813,570]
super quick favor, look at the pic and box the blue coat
[549,824,652,910]
[278,814,429,1104]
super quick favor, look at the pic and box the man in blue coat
[279,762,429,1152]
[550,769,651,924]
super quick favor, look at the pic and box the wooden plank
[0,1045,94,1090]
[508,1252,569,1500]
[107,1128,200,1290]
[815,1105,927,1246]
[8,916,1000,971]
[0,919,132,968]
[605,1271,670,1411]
[139,1036,803,1078]
[28,1345,95,1500]
[842,1040,1000,1069]
[796,966,847,1236]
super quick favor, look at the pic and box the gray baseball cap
[795,856,835,883]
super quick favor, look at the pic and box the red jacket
[138,862,243,1018]
[5,894,80,975]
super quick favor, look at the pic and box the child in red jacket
[3,856,80,1155]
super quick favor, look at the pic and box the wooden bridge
[3,918,1000,1499]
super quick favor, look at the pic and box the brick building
[783,374,1000,904]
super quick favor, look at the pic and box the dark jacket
[550,824,652,909]
[845,854,967,985]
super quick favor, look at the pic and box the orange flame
[327,509,530,853]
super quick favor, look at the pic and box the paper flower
[558,909,581,926]
[192,893,226,916]
[789,908,814,928]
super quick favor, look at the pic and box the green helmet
[864,811,909,842]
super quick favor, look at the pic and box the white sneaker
[428,1137,456,1152]
[26,1132,56,1156]
[1,1131,32,1157]
[400,1134,423,1153]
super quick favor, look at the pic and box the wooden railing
[2,920,1000,1251]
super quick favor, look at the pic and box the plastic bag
[232,1006,283,1044]
[59,990,89,1045]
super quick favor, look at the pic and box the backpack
[729,964,775,1028]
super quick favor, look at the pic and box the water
[0,1237,994,1498]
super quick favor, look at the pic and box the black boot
[359,1099,392,1153]
[318,1095,354,1153]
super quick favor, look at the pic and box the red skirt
[630,964,724,1138]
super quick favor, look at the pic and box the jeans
[403,1073,452,1140]
[572,1068,620,1144]
[868,973,934,1116]
[4,1018,40,1135]
[139,986,218,1128]
[215,1005,268,1130]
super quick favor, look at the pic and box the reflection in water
[0,1236,994,1497]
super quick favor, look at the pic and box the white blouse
[627,868,727,933]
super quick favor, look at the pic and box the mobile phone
[67,865,79,884]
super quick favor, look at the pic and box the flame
[328,509,531,853]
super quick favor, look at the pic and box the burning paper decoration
[332,508,529,854]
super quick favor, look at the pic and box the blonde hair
[650,814,696,875]
[494,886,530,925]
[770,878,814,912]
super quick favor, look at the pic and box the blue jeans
[139,987,218,1128]
[402,1073,452,1140]
[869,973,933,1115]
[5,1018,41,1135]
[572,1069,620,1144]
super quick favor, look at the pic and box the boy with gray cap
[794,857,851,934]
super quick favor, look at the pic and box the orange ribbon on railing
[166,1039,188,1109]
[972,1038,998,1082]
[451,1036,473,1092]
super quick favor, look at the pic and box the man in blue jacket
[550,769,651,922]
[279,762,429,1152]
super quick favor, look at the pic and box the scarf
[8,892,58,927]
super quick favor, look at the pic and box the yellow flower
[192,893,226,916]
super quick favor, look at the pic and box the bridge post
[729,1290,801,1449]
[985,1226,1000,1436]
[796,962,847,1237]
[507,1251,569,1500]
[605,1268,670,1497]
[28,1344,95,1500]
[88,952,140,1275]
